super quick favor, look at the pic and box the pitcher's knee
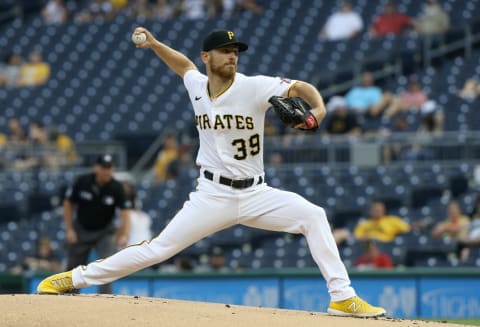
[302,206,328,227]
[308,205,326,218]
[316,206,327,219]
[315,207,329,224]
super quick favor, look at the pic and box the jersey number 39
[231,134,260,160]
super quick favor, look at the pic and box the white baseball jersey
[184,70,295,178]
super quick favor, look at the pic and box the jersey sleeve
[253,75,298,111]
[183,69,207,94]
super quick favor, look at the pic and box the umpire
[63,154,131,293]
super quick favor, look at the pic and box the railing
[0,141,128,172]
[262,131,480,168]
[129,130,480,183]
[2,131,476,176]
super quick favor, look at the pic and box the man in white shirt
[321,1,363,41]
[37,27,385,318]
[122,181,153,246]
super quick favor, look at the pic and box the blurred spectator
[10,237,62,274]
[51,128,78,165]
[207,0,224,17]
[195,246,229,272]
[369,2,414,37]
[268,152,283,166]
[354,240,393,270]
[129,0,152,19]
[17,51,51,87]
[414,0,450,35]
[16,122,77,169]
[160,255,194,272]
[207,0,262,17]
[175,256,195,271]
[180,0,206,20]
[418,100,444,133]
[264,116,278,137]
[209,247,228,271]
[42,0,68,24]
[354,200,411,242]
[457,194,480,261]
[110,0,128,15]
[75,0,114,22]
[123,181,153,246]
[0,52,23,87]
[432,200,470,240]
[324,96,361,136]
[458,78,480,101]
[166,144,194,180]
[151,0,174,19]
[14,122,50,170]
[384,79,429,118]
[154,133,178,183]
[345,71,393,117]
[7,117,27,144]
[398,119,436,162]
[320,1,363,41]
[0,133,6,147]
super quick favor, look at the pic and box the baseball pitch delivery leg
[37,180,238,292]
[239,185,386,317]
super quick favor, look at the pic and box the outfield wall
[23,268,480,319]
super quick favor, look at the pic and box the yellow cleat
[328,296,386,317]
[37,271,75,295]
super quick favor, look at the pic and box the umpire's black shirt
[65,173,129,230]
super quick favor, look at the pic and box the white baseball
[131,32,147,45]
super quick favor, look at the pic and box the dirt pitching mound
[1,294,463,327]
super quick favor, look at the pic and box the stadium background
[1,0,480,320]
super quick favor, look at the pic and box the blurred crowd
[39,0,263,24]
[1,0,264,88]
[0,117,78,171]
[333,195,480,270]
[0,51,50,88]
[320,0,450,41]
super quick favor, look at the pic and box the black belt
[204,170,263,189]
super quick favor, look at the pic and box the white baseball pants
[72,175,356,301]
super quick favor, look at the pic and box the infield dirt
[0,294,470,327]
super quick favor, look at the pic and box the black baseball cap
[202,30,248,52]
[96,154,114,168]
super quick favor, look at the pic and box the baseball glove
[268,96,319,130]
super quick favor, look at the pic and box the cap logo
[227,31,234,40]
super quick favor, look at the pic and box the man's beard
[210,60,236,79]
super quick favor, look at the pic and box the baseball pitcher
[38,27,385,317]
